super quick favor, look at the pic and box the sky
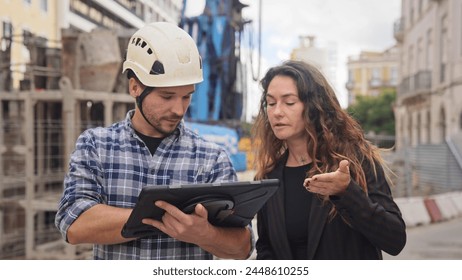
[184,0,402,122]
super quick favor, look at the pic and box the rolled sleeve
[55,133,106,241]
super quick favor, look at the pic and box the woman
[252,60,406,259]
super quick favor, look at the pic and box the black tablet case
[121,179,280,238]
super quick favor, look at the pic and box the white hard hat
[122,22,203,87]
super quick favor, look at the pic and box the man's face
[136,84,195,137]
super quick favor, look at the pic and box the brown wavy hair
[252,60,387,197]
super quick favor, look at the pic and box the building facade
[66,0,182,32]
[394,0,462,149]
[345,46,399,105]
[0,0,182,91]
[291,35,339,94]
[0,0,62,90]
[392,0,462,197]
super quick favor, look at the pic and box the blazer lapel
[306,195,330,259]
[266,152,293,259]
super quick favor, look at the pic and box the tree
[347,89,396,135]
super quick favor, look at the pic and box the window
[23,29,33,46]
[408,45,414,75]
[459,112,462,130]
[408,115,413,147]
[370,68,382,87]
[390,67,398,86]
[426,29,433,69]
[1,21,13,51]
[426,111,431,144]
[371,68,381,79]
[348,69,354,82]
[439,107,446,142]
[417,37,423,70]
[40,0,48,12]
[410,5,414,25]
[417,113,421,145]
[440,15,448,83]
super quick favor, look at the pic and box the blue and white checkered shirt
[55,110,238,259]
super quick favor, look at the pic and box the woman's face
[266,75,306,142]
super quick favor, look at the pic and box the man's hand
[142,200,251,259]
[142,201,215,244]
[304,160,351,196]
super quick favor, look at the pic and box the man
[55,22,253,260]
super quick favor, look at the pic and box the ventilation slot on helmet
[131,37,153,55]
[150,60,165,75]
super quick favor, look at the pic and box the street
[384,216,462,260]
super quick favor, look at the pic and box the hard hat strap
[136,86,156,128]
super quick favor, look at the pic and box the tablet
[121,179,280,238]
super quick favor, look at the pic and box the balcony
[394,17,404,42]
[398,70,432,102]
[415,70,432,91]
[369,78,383,88]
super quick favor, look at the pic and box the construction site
[0,0,257,260]
[2,0,462,261]
[0,27,139,259]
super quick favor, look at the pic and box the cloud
[254,0,400,55]
[185,0,401,118]
[242,0,401,110]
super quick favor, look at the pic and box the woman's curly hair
[252,60,388,199]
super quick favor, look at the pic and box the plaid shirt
[55,110,238,259]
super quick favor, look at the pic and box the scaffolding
[0,78,134,259]
[0,28,134,259]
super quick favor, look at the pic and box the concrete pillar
[24,94,35,259]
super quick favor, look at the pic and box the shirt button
[150,170,155,175]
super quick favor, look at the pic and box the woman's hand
[304,160,351,196]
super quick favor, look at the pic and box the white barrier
[431,192,459,220]
[394,196,431,227]
[449,191,462,216]
[438,191,462,217]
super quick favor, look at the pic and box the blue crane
[180,0,250,122]
[180,0,261,171]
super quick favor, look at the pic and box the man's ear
[128,77,140,98]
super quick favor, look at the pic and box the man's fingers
[155,200,184,217]
[194,203,208,219]
[142,217,165,231]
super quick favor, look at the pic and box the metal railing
[399,70,432,97]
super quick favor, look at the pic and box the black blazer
[256,152,406,260]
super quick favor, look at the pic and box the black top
[284,163,312,259]
[135,130,164,156]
